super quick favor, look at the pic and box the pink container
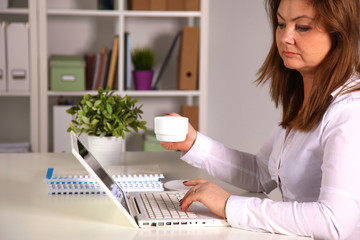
[133,70,153,90]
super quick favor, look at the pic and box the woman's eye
[277,23,285,29]
[296,25,311,32]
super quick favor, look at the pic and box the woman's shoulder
[330,73,360,103]
[323,74,360,122]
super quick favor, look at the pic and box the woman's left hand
[179,178,231,218]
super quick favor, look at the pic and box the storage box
[143,130,173,152]
[50,55,85,91]
[150,0,166,10]
[181,105,199,130]
[128,0,150,10]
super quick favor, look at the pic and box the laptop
[70,132,229,228]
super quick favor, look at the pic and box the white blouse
[181,76,360,239]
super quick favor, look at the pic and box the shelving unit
[2,0,208,153]
[0,1,39,152]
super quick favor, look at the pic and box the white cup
[154,116,188,142]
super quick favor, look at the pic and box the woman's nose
[281,28,295,45]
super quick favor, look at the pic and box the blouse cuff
[225,195,251,229]
[180,132,213,168]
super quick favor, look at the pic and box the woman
[161,0,360,239]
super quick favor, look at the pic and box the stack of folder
[0,21,30,92]
[178,26,200,90]
[85,35,119,90]
[128,0,200,11]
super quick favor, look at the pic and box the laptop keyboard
[141,192,197,219]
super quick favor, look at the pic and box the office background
[0,0,280,154]
[207,0,280,154]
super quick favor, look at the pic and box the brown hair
[257,0,360,131]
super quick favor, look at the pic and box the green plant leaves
[66,87,147,138]
[131,47,155,71]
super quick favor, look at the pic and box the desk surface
[0,152,309,240]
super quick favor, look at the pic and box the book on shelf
[152,30,182,90]
[0,22,6,92]
[91,53,101,90]
[178,26,200,90]
[184,0,200,11]
[149,0,167,10]
[128,0,150,10]
[99,49,111,89]
[106,35,119,89]
[85,54,96,90]
[181,105,199,131]
[167,0,183,10]
[6,22,30,92]
[124,32,132,90]
[94,46,108,90]
[83,35,119,91]
[44,165,165,195]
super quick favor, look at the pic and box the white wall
[207,0,281,154]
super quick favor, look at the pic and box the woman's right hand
[159,113,197,153]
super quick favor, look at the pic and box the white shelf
[46,9,200,18]
[47,90,200,97]
[36,0,209,152]
[47,9,121,17]
[0,92,31,97]
[0,2,39,152]
[123,10,201,18]
[0,8,28,15]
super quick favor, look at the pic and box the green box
[50,55,85,91]
[143,130,174,152]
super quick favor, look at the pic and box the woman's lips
[283,51,298,57]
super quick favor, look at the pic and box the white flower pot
[87,135,124,166]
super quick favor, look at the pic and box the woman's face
[276,0,332,77]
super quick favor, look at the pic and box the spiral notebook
[44,165,164,195]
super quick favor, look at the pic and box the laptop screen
[73,135,131,215]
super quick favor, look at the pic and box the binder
[0,22,7,92]
[184,0,200,11]
[6,22,30,92]
[99,49,110,89]
[178,26,200,90]
[44,166,165,195]
[181,105,199,130]
[167,0,184,10]
[85,54,96,90]
[150,0,166,10]
[92,53,101,90]
[129,0,150,10]
[152,30,182,90]
[95,46,107,90]
[53,105,73,153]
[106,35,119,89]
[124,32,131,90]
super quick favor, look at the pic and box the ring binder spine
[44,168,165,195]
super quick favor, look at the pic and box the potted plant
[131,47,155,90]
[66,87,147,164]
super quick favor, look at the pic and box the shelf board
[47,9,120,17]
[0,8,29,15]
[122,90,200,97]
[123,10,201,18]
[46,9,200,18]
[47,90,200,97]
[0,92,30,97]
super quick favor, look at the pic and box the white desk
[0,152,309,240]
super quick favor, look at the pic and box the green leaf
[106,102,112,114]
[94,100,101,107]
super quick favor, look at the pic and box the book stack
[85,35,119,90]
[128,0,200,11]
[44,166,165,195]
